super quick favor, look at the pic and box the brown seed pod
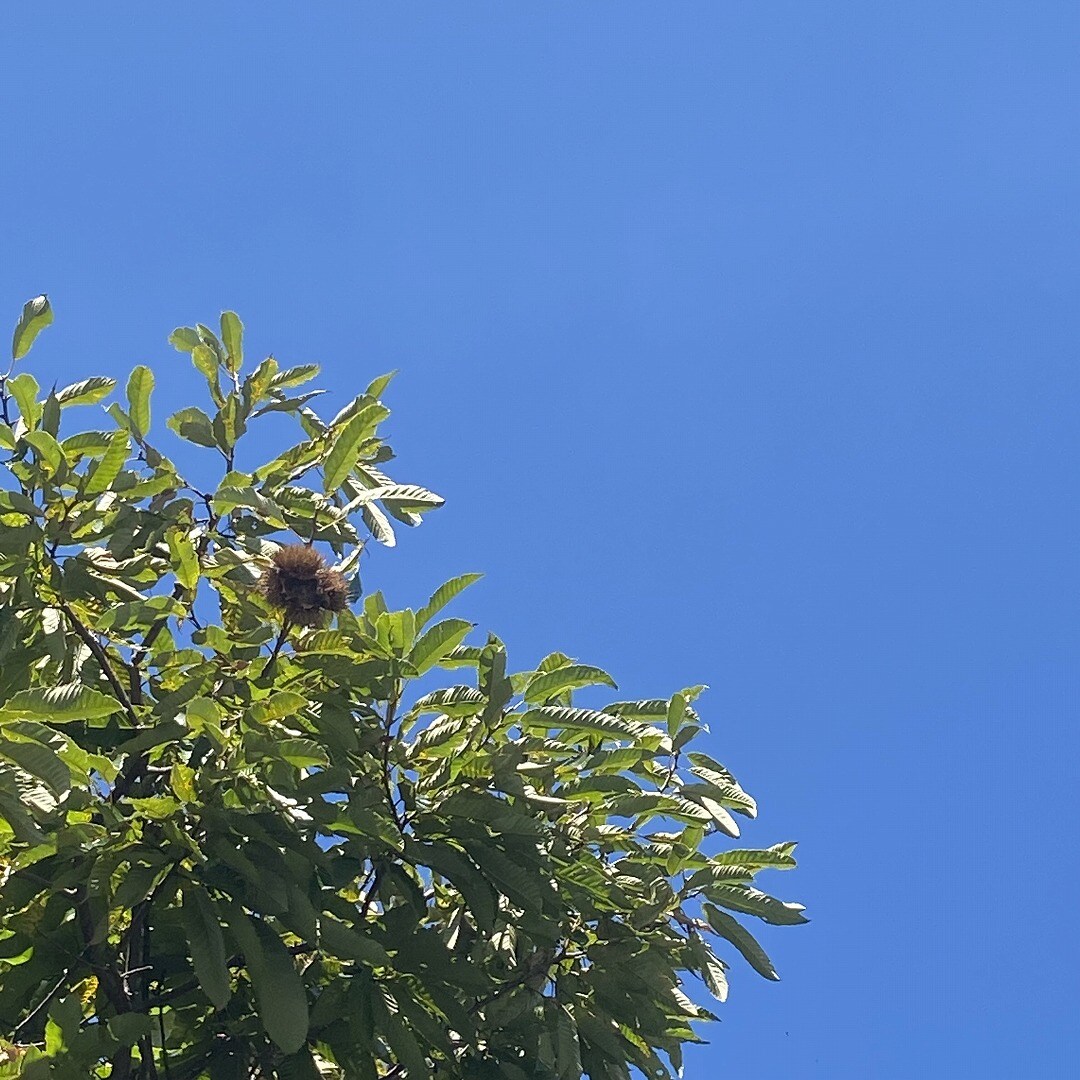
[258,544,350,627]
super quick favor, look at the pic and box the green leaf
[703,903,780,981]
[169,326,201,352]
[365,370,397,399]
[212,486,287,528]
[269,364,320,390]
[278,1049,322,1080]
[107,1013,153,1046]
[371,483,445,512]
[406,839,497,933]
[407,618,474,676]
[276,738,328,768]
[56,376,116,407]
[167,406,218,448]
[416,573,483,628]
[0,490,41,518]
[690,935,729,1003]
[323,411,373,493]
[410,686,486,717]
[519,706,655,742]
[684,773,758,818]
[0,683,123,723]
[318,916,391,966]
[383,1005,429,1079]
[361,500,396,547]
[524,664,618,704]
[167,527,200,590]
[191,344,224,405]
[126,365,154,439]
[7,371,41,428]
[246,692,307,725]
[181,886,232,1009]
[0,739,70,795]
[12,294,53,360]
[83,430,130,494]
[224,906,309,1053]
[556,1006,583,1080]
[220,311,244,373]
[23,431,64,474]
[712,842,799,871]
[707,884,809,925]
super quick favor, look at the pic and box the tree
[0,296,805,1079]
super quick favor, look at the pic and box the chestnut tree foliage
[0,297,805,1079]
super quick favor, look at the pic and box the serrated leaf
[524,664,618,704]
[181,887,232,1009]
[0,684,123,723]
[323,409,376,493]
[711,842,798,871]
[685,773,758,818]
[416,573,483,628]
[83,431,130,494]
[212,486,287,528]
[0,739,70,795]
[126,365,154,439]
[407,618,474,676]
[410,686,486,717]
[56,376,116,407]
[361,501,396,547]
[684,793,741,837]
[703,904,780,981]
[519,706,654,742]
[270,364,320,390]
[690,935,729,1002]
[707,884,809,925]
[12,295,53,360]
[253,389,325,417]
[374,483,445,511]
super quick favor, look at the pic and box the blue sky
[3,3,1078,1075]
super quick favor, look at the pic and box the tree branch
[57,599,139,725]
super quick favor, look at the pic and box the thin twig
[12,967,78,1036]
[380,686,406,834]
[260,619,292,680]
[57,599,139,725]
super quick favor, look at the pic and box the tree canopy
[0,297,805,1079]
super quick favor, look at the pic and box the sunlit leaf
[220,310,244,373]
[126,365,154,439]
[12,294,53,360]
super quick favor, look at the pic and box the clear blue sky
[3,3,1077,1075]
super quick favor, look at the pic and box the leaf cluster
[0,300,804,1079]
